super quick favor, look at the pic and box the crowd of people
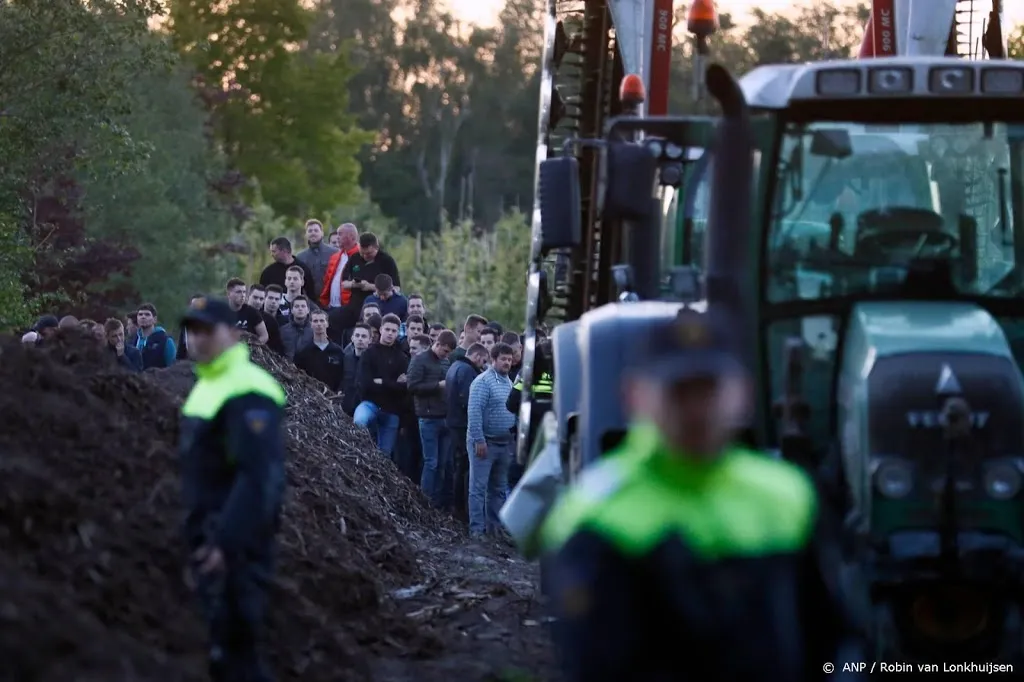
[20,219,528,537]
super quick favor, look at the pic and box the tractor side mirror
[604,141,658,221]
[538,156,582,252]
[611,264,635,294]
[668,265,702,303]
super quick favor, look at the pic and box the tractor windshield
[765,121,1021,303]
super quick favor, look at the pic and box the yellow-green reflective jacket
[513,371,553,395]
[180,344,287,554]
[539,422,817,559]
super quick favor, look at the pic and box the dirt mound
[0,332,460,682]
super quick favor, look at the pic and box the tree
[1009,26,1024,60]
[381,212,531,328]
[311,0,541,234]
[80,53,238,319]
[669,2,870,115]
[0,0,170,327]
[168,0,371,219]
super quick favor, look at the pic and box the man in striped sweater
[466,342,518,537]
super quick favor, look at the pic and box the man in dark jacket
[340,323,372,416]
[105,318,143,371]
[354,313,409,457]
[294,310,345,391]
[259,237,318,300]
[444,342,489,522]
[363,274,408,321]
[134,302,177,369]
[279,296,314,361]
[336,233,401,334]
[247,285,285,355]
[407,329,457,507]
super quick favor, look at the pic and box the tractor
[511,0,1024,664]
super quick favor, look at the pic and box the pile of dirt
[0,331,462,682]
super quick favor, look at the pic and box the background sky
[445,0,1024,34]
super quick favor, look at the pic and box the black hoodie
[355,341,409,414]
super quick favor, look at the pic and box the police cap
[180,296,236,329]
[633,308,743,383]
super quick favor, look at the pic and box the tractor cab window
[766,121,1019,303]
[762,120,1024,454]
[679,148,760,271]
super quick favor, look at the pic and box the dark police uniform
[507,340,554,486]
[539,309,861,682]
[178,298,287,682]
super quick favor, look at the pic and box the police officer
[179,297,287,682]
[539,308,863,682]
[506,338,554,485]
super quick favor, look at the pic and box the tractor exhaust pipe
[703,64,751,332]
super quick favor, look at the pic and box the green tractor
[513,56,1024,663]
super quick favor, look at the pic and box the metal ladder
[952,0,978,58]
[950,0,1004,59]
[545,0,621,322]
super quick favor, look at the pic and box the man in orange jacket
[321,223,360,310]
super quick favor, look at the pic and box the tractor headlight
[875,460,913,498]
[645,138,664,158]
[984,463,1021,500]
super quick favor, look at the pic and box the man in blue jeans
[466,342,518,537]
[406,329,457,507]
[354,313,409,457]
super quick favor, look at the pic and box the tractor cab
[619,57,1024,662]
[746,57,1024,662]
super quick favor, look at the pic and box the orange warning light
[619,74,646,103]
[687,0,719,36]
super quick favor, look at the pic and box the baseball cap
[633,308,743,383]
[180,296,236,329]
[33,315,59,332]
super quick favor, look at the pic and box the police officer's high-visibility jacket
[180,344,287,557]
[507,371,553,452]
[540,422,862,682]
[506,371,552,416]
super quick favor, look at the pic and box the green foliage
[311,0,540,234]
[168,0,371,219]
[0,0,166,211]
[238,193,293,285]
[0,0,178,325]
[1010,26,1024,60]
[668,2,870,114]
[381,212,531,329]
[0,214,34,330]
[329,186,399,236]
[81,52,237,320]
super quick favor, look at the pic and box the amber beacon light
[687,0,718,37]
[619,73,646,105]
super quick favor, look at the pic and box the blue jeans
[468,438,512,536]
[353,401,400,456]
[419,418,451,508]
